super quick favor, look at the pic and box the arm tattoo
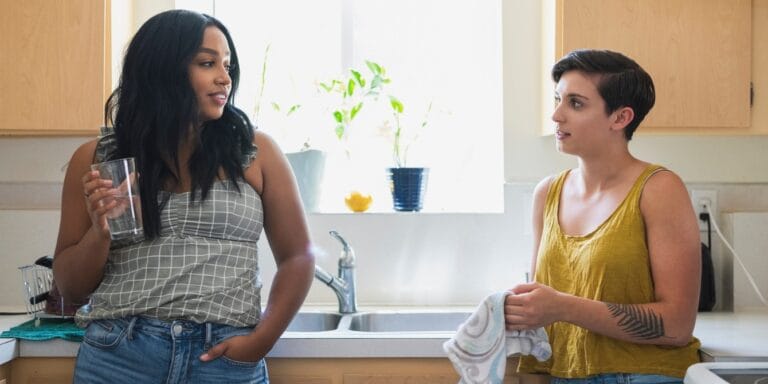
[605,303,667,340]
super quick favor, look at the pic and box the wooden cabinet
[9,357,75,384]
[266,358,550,384]
[0,361,10,384]
[0,0,110,136]
[3,356,550,383]
[552,0,755,134]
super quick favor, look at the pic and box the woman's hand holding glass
[87,158,144,241]
[82,169,118,238]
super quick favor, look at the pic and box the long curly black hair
[104,9,254,238]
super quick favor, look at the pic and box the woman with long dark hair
[53,9,314,383]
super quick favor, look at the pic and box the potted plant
[272,102,328,213]
[318,60,388,159]
[318,60,388,211]
[255,44,326,212]
[383,97,433,212]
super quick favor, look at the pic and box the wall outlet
[690,189,718,232]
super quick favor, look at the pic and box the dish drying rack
[18,263,71,319]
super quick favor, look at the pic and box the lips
[555,129,571,140]
[209,91,228,106]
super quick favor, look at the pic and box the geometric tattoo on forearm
[605,303,667,340]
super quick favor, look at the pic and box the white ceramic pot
[285,149,326,213]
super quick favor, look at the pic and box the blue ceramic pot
[386,167,429,212]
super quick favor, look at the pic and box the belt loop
[205,323,212,349]
[126,317,138,340]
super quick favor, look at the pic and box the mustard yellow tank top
[518,165,701,379]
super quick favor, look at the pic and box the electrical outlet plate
[690,189,718,232]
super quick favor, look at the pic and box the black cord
[699,211,712,248]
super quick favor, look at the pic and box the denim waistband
[551,373,682,383]
[116,316,253,345]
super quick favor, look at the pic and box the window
[180,0,503,212]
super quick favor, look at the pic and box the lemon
[344,191,373,212]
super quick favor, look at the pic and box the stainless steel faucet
[314,230,357,314]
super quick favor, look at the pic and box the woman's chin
[199,111,224,122]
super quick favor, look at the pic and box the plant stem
[254,44,271,123]
[393,112,403,167]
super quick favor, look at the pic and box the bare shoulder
[642,168,688,201]
[640,168,693,219]
[533,175,555,202]
[531,174,556,220]
[245,131,283,170]
[244,131,290,193]
[252,130,281,154]
[69,139,99,170]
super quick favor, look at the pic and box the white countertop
[693,307,768,362]
[0,314,26,365]
[684,362,768,384]
[2,308,767,364]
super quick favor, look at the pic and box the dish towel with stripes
[0,318,84,342]
[443,291,551,384]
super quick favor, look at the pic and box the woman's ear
[610,106,635,132]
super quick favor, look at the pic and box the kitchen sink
[286,312,342,332]
[685,362,768,384]
[347,311,471,332]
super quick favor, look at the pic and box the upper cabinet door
[0,0,109,136]
[556,0,751,130]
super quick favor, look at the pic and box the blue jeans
[73,317,269,384]
[551,373,682,383]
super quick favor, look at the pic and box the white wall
[260,184,534,308]
[2,1,768,312]
[0,138,85,312]
[723,212,768,310]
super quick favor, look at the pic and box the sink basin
[286,312,342,332]
[348,311,471,332]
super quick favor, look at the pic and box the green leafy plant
[270,102,306,148]
[254,44,308,150]
[253,44,271,125]
[319,61,389,156]
[387,96,432,167]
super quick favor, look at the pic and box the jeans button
[172,324,183,336]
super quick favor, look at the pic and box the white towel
[443,291,551,384]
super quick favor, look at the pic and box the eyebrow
[197,47,231,57]
[555,91,590,100]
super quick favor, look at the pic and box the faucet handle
[329,230,355,266]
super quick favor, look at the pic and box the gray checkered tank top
[76,128,263,327]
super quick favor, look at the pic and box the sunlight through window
[180,0,503,212]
